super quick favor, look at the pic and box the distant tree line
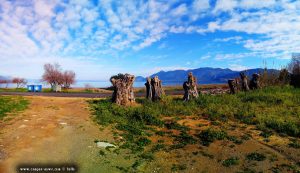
[0,77,27,88]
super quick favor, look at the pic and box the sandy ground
[0,96,299,173]
[0,96,118,173]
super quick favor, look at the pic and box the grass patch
[196,128,228,146]
[222,157,240,167]
[171,164,187,172]
[288,139,300,149]
[246,152,266,161]
[0,96,28,119]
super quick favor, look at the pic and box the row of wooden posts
[110,72,260,106]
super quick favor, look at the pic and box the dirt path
[0,96,116,173]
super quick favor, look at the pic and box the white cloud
[214,0,238,13]
[0,0,300,79]
[171,4,187,16]
[229,64,249,71]
[192,0,210,12]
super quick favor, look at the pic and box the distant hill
[136,67,279,84]
[0,76,9,80]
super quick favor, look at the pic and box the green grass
[222,157,240,167]
[0,88,27,92]
[0,96,29,119]
[89,86,300,169]
[246,152,266,161]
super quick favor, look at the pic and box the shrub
[197,128,228,146]
[246,152,266,161]
[222,157,240,167]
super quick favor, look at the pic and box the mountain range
[136,67,279,84]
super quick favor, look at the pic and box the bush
[246,152,266,161]
[222,157,240,167]
[197,128,228,146]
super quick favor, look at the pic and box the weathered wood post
[240,72,249,91]
[249,73,260,90]
[110,73,135,106]
[183,72,199,101]
[145,77,152,100]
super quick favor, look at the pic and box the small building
[52,84,61,92]
[27,85,42,92]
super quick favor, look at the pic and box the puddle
[96,141,116,148]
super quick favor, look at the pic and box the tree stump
[145,76,164,101]
[228,79,236,94]
[183,72,199,101]
[110,73,135,106]
[228,78,239,94]
[145,77,152,100]
[240,72,249,91]
[249,73,260,90]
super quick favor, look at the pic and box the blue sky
[0,0,299,80]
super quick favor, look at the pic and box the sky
[0,0,299,80]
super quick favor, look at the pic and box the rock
[18,124,27,128]
[110,73,135,106]
[96,141,116,148]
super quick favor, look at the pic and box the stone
[96,141,116,148]
[110,73,135,106]
[183,72,199,101]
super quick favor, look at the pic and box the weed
[222,157,239,167]
[246,152,266,161]
[227,136,243,145]
[151,144,166,152]
[197,128,228,146]
[199,151,214,159]
[171,164,187,172]
[288,139,300,149]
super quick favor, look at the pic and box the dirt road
[0,96,120,173]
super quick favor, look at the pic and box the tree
[62,70,75,89]
[12,78,27,88]
[42,63,76,90]
[0,79,11,88]
[42,63,63,88]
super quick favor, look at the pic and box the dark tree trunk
[145,77,152,100]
